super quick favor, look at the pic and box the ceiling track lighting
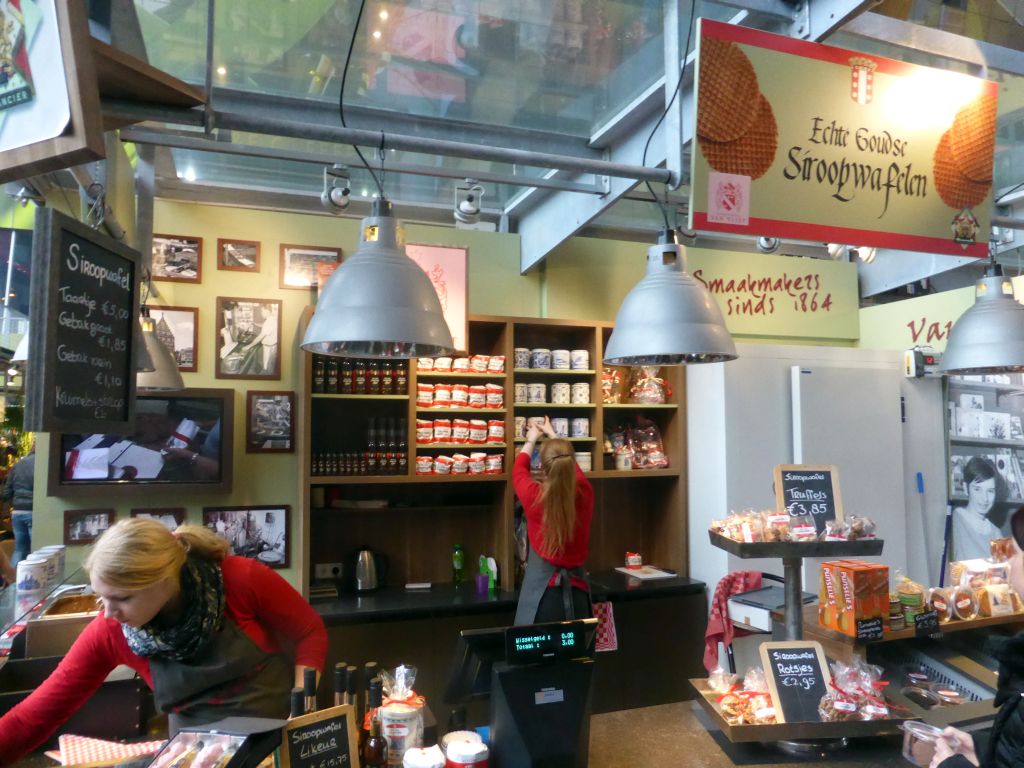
[321,164,351,213]
[939,255,1024,375]
[137,306,185,392]
[454,180,484,225]
[604,228,738,366]
[302,199,454,359]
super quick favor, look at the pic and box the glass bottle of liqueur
[366,419,379,475]
[341,358,355,394]
[326,357,340,394]
[362,661,379,723]
[304,667,318,714]
[360,682,387,768]
[367,360,382,394]
[354,359,368,394]
[394,361,408,395]
[381,362,394,395]
[289,687,305,719]
[386,419,398,474]
[397,419,408,475]
[334,661,350,707]
[312,356,326,393]
[360,676,384,765]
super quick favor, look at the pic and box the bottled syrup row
[312,355,409,395]
[311,417,408,476]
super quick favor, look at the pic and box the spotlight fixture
[852,246,876,264]
[6,367,17,377]
[454,180,484,225]
[137,306,185,392]
[939,256,1024,374]
[302,199,455,359]
[604,228,737,366]
[756,236,780,254]
[825,243,847,260]
[321,164,351,213]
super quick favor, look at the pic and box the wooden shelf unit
[298,312,687,597]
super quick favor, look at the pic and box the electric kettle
[354,547,383,592]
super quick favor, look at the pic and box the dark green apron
[514,542,591,626]
[150,618,293,733]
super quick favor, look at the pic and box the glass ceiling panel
[871,0,1024,53]
[135,0,670,137]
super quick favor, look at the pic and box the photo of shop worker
[204,507,289,568]
[953,456,1007,561]
[216,299,281,380]
[60,399,222,484]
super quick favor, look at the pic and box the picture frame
[215,297,282,380]
[64,508,116,545]
[148,305,198,373]
[246,391,295,453]
[202,505,290,568]
[130,507,186,531]
[217,238,261,273]
[406,243,469,354]
[152,234,203,283]
[279,244,342,290]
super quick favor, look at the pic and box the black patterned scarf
[122,556,225,661]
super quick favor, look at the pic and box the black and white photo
[149,306,198,372]
[203,505,290,568]
[218,238,260,272]
[152,234,203,283]
[131,507,186,531]
[64,508,115,545]
[216,297,282,380]
[280,244,341,289]
[247,391,294,453]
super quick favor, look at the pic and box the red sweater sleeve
[233,558,327,670]
[0,617,125,764]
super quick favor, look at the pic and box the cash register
[445,618,598,767]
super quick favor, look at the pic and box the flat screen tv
[48,388,234,496]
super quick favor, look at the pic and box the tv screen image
[53,389,234,493]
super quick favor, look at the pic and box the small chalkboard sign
[855,617,884,642]
[759,640,832,724]
[25,208,140,434]
[915,610,941,638]
[280,704,359,768]
[774,464,843,536]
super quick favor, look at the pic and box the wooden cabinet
[297,312,687,596]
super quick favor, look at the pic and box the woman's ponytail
[539,439,578,556]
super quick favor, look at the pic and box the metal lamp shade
[302,206,454,358]
[939,273,1024,374]
[604,239,737,366]
[137,314,184,391]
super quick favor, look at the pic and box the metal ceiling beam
[102,99,671,185]
[859,250,977,297]
[119,127,604,195]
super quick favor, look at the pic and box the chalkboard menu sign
[25,208,140,434]
[759,641,832,724]
[773,464,844,536]
[281,704,359,768]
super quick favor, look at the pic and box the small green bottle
[452,544,465,584]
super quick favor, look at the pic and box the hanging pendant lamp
[302,199,455,359]
[137,307,184,391]
[604,229,737,366]
[939,260,1024,374]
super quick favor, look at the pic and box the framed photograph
[64,508,116,545]
[406,244,469,354]
[218,238,261,273]
[280,244,342,290]
[131,507,186,531]
[152,234,203,283]
[203,505,290,568]
[247,391,294,453]
[215,297,282,380]
[148,305,198,372]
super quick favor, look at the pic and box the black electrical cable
[641,2,696,231]
[339,0,385,200]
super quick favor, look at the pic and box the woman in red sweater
[512,416,594,625]
[0,517,327,764]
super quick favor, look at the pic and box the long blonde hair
[85,518,229,590]
[538,438,578,557]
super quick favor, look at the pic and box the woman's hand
[930,728,978,768]
[525,424,543,443]
[539,416,557,439]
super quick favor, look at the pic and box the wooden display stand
[297,312,687,595]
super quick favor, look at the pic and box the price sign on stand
[25,208,140,433]
[915,610,941,638]
[760,640,832,723]
[774,464,843,536]
[280,704,359,768]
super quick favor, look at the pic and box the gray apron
[150,618,293,733]
[514,542,591,625]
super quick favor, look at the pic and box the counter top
[313,572,704,624]
[312,583,517,625]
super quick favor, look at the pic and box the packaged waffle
[452,357,471,372]
[601,368,622,404]
[949,559,1010,589]
[416,419,434,445]
[844,515,877,540]
[761,510,792,542]
[486,355,505,373]
[452,419,470,443]
[417,358,434,371]
[487,420,505,444]
[979,583,1014,617]
[451,383,470,407]
[719,667,776,725]
[468,420,488,444]
[468,385,487,408]
[485,383,504,408]
[470,354,490,372]
[789,515,818,542]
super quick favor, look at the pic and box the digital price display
[504,620,589,665]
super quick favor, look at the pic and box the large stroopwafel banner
[689,19,997,257]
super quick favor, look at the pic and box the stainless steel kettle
[354,548,380,592]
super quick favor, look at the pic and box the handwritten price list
[767,647,827,723]
[52,231,135,424]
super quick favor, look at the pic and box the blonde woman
[0,518,327,763]
[512,416,595,625]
